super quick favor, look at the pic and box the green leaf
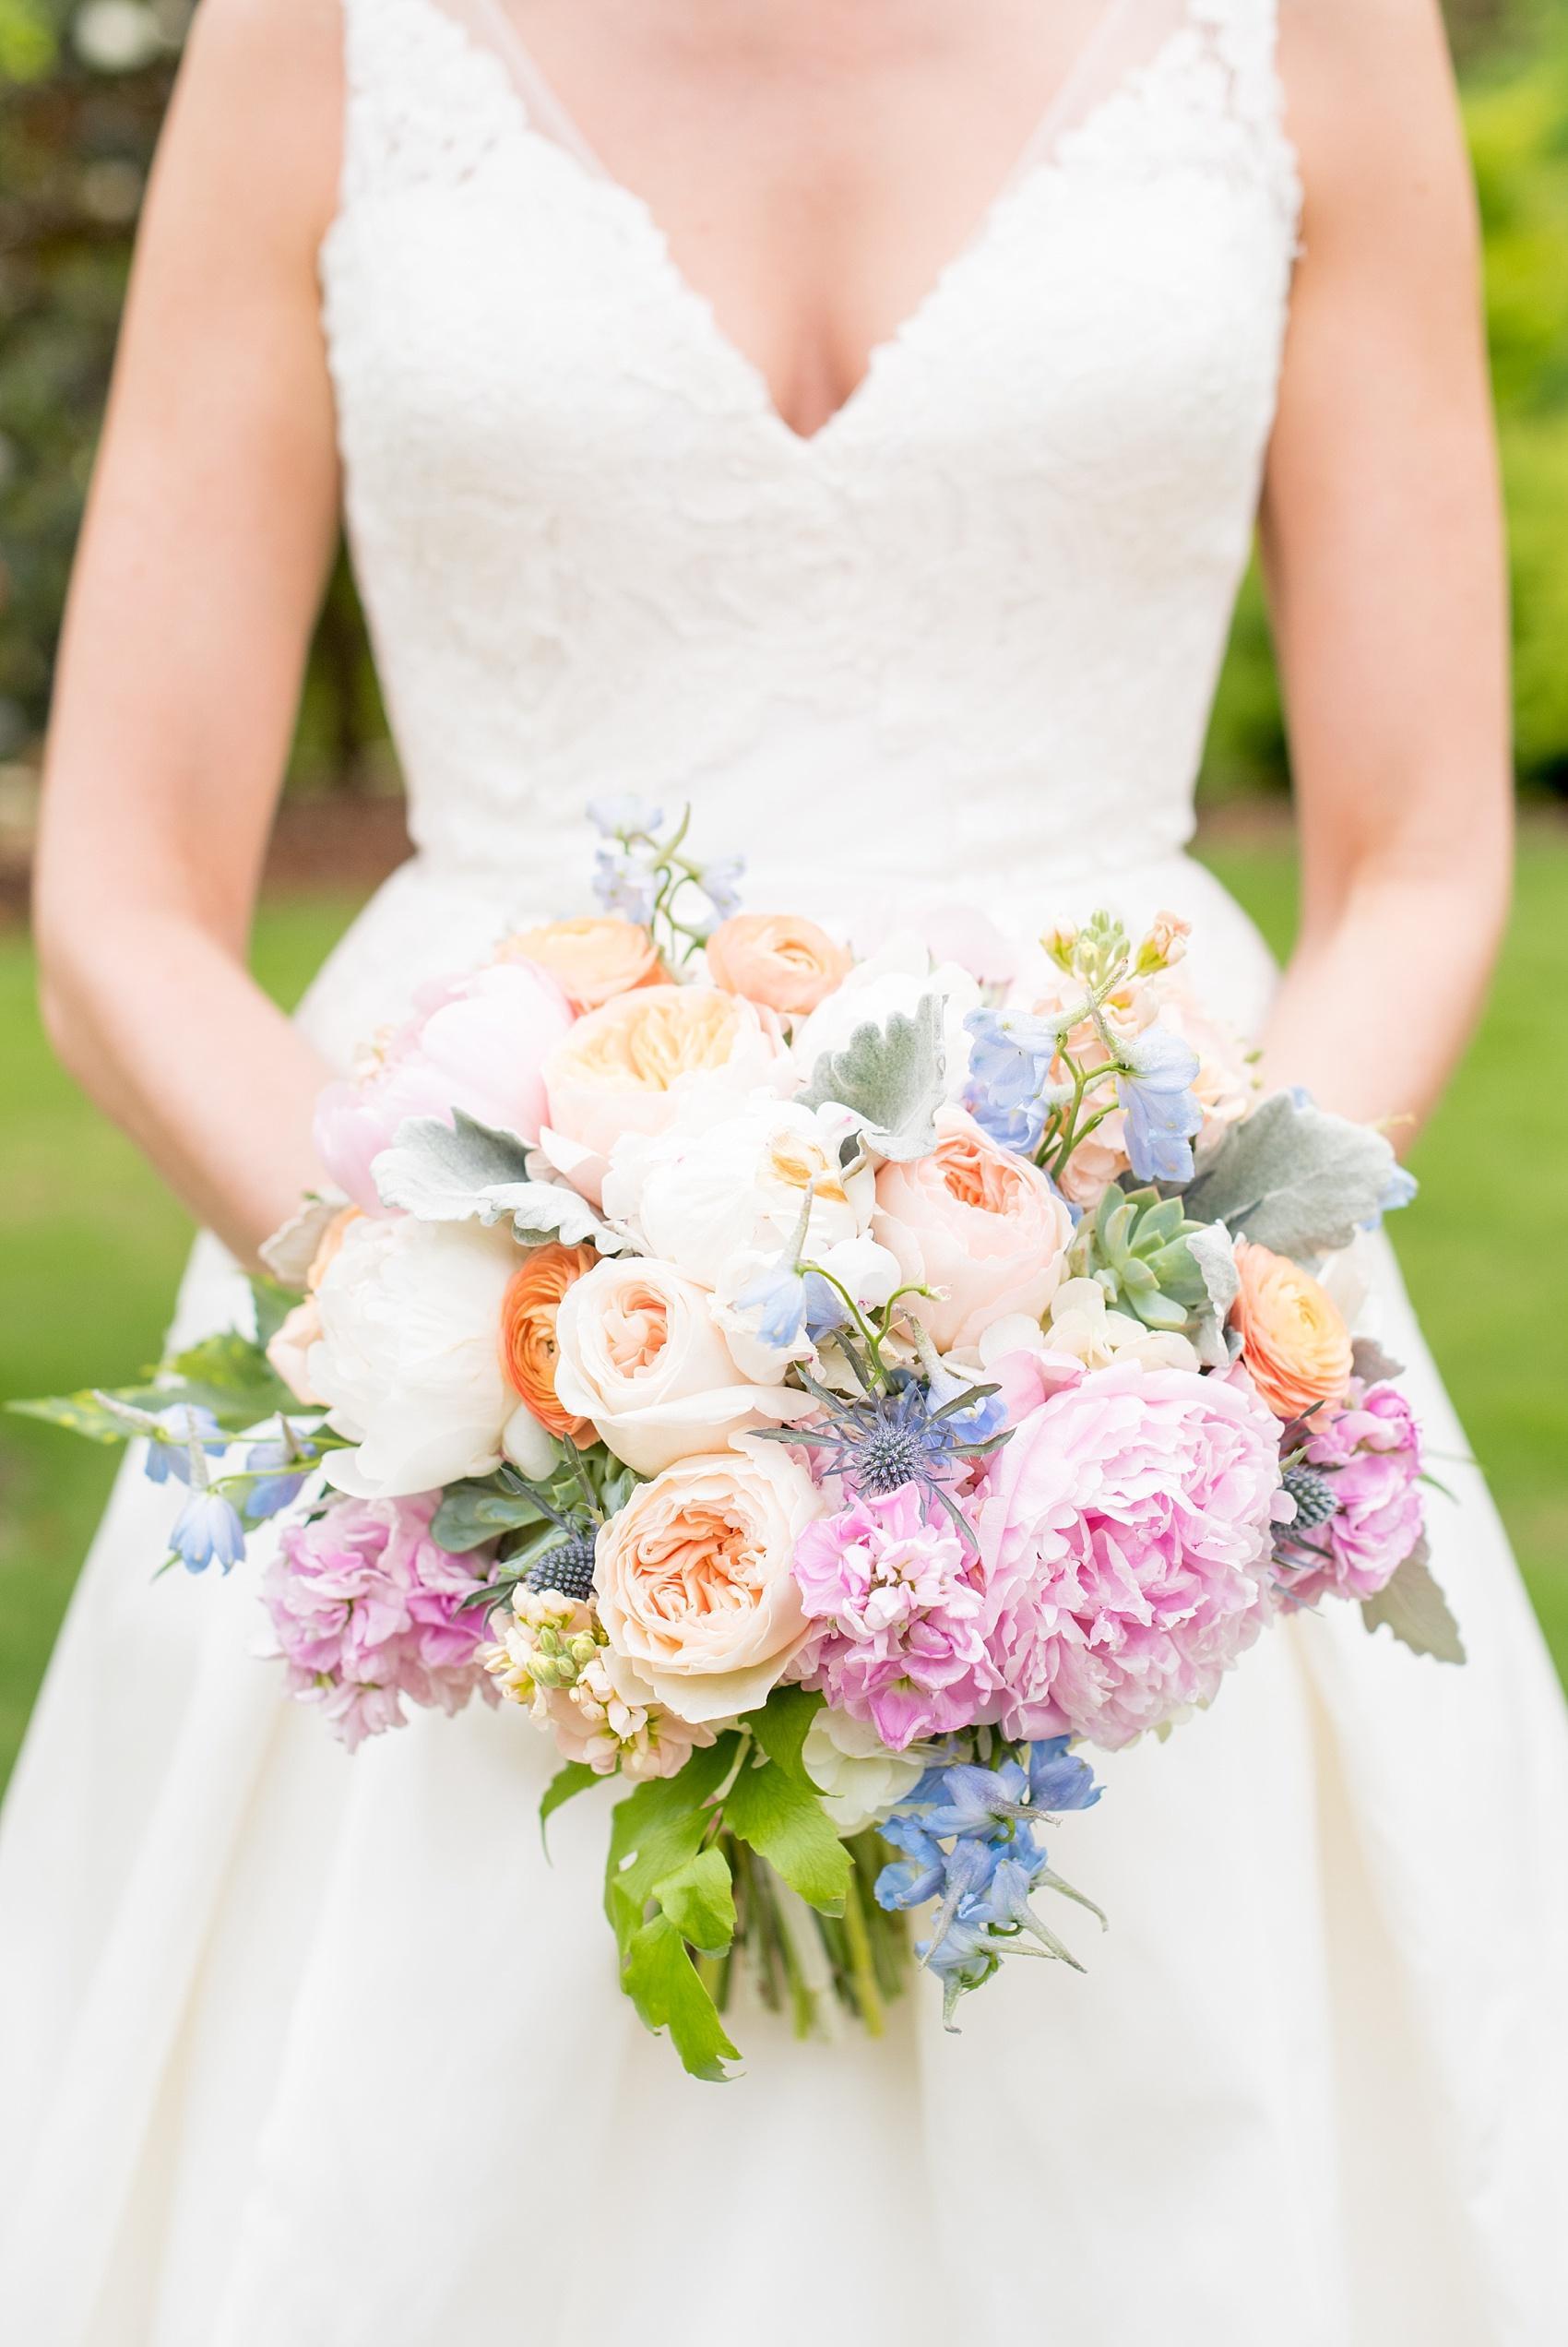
[653,1845,736,1955]
[1360,1537,1467,1665]
[622,1914,740,2082]
[746,1684,825,1783]
[723,1754,850,1915]
[163,1332,297,1431]
[540,1762,600,1853]
[1182,1091,1397,1258]
[6,1389,153,1445]
[371,1111,624,1250]
[604,1738,737,1953]
[432,1477,552,1555]
[249,1277,299,1350]
[796,992,946,1162]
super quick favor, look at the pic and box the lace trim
[330,0,1301,239]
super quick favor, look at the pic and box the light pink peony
[314,961,576,1214]
[1287,1382,1425,1602]
[262,1492,498,1750]
[978,1359,1282,1749]
[793,1486,999,1749]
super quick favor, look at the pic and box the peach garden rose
[705,911,852,1018]
[594,1442,825,1723]
[494,915,664,1013]
[872,1104,1074,1352]
[541,983,790,1203]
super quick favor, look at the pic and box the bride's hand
[33,0,347,1265]
[1257,0,1512,1142]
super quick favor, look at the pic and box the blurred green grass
[1,847,1565,1792]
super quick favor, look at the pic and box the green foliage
[722,1750,851,1915]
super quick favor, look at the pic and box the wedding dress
[2,0,1564,2339]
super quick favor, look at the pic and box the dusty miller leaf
[1182,1092,1397,1258]
[1360,1536,1467,1665]
[1352,1336,1407,1386]
[795,993,945,1162]
[1185,1220,1241,1367]
[372,1111,623,1250]
[431,1477,552,1554]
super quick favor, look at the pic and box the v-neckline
[434,0,1159,453]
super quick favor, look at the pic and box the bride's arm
[33,0,346,1264]
[1258,0,1512,1143]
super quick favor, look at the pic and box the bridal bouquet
[22,805,1463,2078]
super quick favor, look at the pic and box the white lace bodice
[319,0,1299,927]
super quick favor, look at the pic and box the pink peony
[792,1487,999,1749]
[1287,1382,1425,1602]
[314,961,576,1214]
[262,1492,498,1750]
[978,1360,1282,1750]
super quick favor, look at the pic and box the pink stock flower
[262,1492,498,1751]
[1287,1382,1425,1602]
[978,1360,1282,1750]
[792,1486,999,1749]
[314,961,576,1214]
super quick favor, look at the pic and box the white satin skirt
[2,847,1565,2346]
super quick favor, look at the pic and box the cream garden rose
[872,1104,1074,1352]
[552,1255,808,1475]
[594,1442,825,1722]
[541,983,790,1204]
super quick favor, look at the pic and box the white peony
[600,1092,875,1292]
[802,1708,931,1835]
[310,1216,523,1498]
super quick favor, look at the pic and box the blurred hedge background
[2,0,1567,806]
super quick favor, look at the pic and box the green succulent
[1068,1185,1209,1331]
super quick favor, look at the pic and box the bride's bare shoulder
[165,0,345,249]
[1278,0,1473,243]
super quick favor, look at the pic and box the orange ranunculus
[705,912,852,1018]
[495,916,664,1013]
[499,1243,600,1445]
[1230,1239,1354,1421]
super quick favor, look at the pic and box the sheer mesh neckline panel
[414,0,1199,444]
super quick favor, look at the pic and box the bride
[3,0,1565,2339]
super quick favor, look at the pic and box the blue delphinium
[875,1742,1105,2026]
[1117,1021,1204,1183]
[732,1255,809,1352]
[141,1403,226,1488]
[243,1432,319,1523]
[962,1007,1072,1156]
[592,840,662,926]
[170,1487,246,1575]
[586,793,664,839]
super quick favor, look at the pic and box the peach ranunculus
[1230,1239,1354,1421]
[552,1255,808,1476]
[540,983,790,1205]
[498,1243,599,1446]
[267,1205,362,1407]
[494,916,664,1013]
[594,1443,825,1723]
[872,1104,1074,1352]
[705,912,852,1019]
